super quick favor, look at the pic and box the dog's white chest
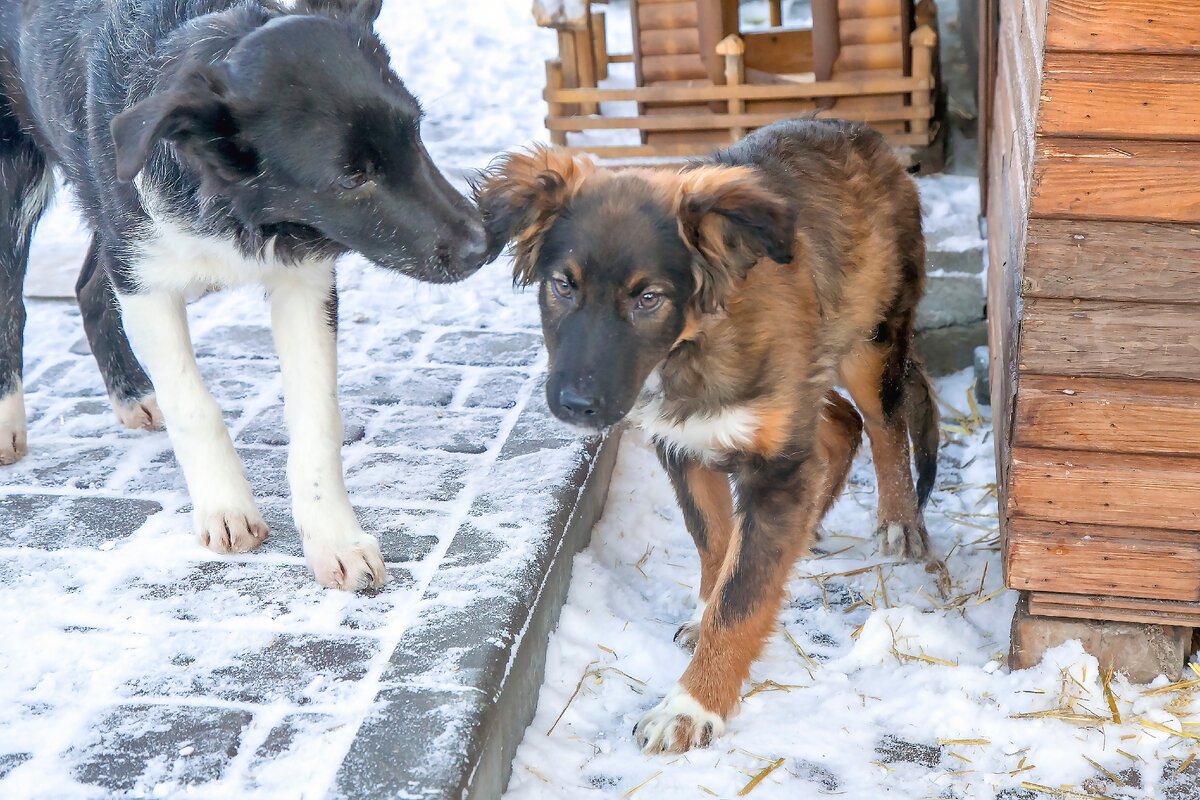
[629,373,757,461]
[129,211,300,293]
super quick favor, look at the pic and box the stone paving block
[341,366,460,407]
[129,632,378,706]
[4,445,124,491]
[1163,756,1200,799]
[794,759,840,791]
[128,557,417,631]
[0,495,162,549]
[368,407,504,454]
[365,328,424,363]
[429,330,541,367]
[70,704,253,794]
[0,753,31,781]
[916,321,988,376]
[194,325,277,360]
[246,713,339,789]
[236,404,370,446]
[255,502,443,563]
[25,359,105,399]
[928,245,985,274]
[464,370,526,409]
[346,452,473,504]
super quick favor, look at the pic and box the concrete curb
[334,402,623,800]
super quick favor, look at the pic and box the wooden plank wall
[990,0,1200,615]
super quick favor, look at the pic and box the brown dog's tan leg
[841,342,930,560]
[656,445,735,650]
[636,402,859,753]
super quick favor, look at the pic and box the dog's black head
[473,148,795,429]
[110,0,485,282]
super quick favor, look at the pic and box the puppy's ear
[471,147,594,285]
[676,166,796,312]
[111,65,256,190]
[295,0,383,24]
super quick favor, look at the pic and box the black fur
[0,0,485,405]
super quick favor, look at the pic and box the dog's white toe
[0,388,27,466]
[113,393,165,431]
[197,508,269,553]
[634,686,725,754]
[304,531,387,591]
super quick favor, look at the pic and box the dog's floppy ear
[295,0,383,24]
[471,146,594,285]
[111,65,256,189]
[675,166,796,313]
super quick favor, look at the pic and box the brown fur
[474,119,937,754]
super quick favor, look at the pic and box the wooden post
[715,35,745,142]
[575,21,599,116]
[557,30,581,116]
[545,59,568,145]
[909,25,937,141]
[592,10,609,81]
[768,0,782,27]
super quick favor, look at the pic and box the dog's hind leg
[656,445,734,651]
[117,289,268,553]
[265,264,385,591]
[0,113,53,465]
[841,335,932,561]
[76,237,162,430]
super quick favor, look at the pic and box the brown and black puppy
[474,118,938,754]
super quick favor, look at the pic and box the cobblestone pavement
[0,257,610,798]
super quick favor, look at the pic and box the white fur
[265,265,386,590]
[628,370,760,462]
[118,291,267,553]
[128,211,285,293]
[19,169,55,239]
[635,684,726,753]
[885,522,905,553]
[0,381,28,465]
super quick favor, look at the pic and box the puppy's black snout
[558,387,601,419]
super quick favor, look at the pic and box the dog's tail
[904,359,938,509]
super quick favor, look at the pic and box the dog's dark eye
[636,291,664,312]
[550,277,574,301]
[338,173,370,191]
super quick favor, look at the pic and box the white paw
[633,686,725,754]
[112,393,165,431]
[673,600,706,652]
[0,389,27,466]
[879,521,931,561]
[303,530,387,591]
[195,507,269,553]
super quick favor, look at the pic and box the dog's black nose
[558,387,601,419]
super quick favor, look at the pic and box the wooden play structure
[986,0,1200,678]
[533,0,941,159]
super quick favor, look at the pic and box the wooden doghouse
[985,0,1200,679]
[533,0,941,159]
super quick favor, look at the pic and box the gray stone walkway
[0,260,616,798]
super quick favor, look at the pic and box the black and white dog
[0,0,487,589]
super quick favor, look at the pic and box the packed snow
[505,372,1200,799]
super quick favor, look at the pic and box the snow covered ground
[505,372,1200,800]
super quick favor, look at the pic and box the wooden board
[1031,139,1200,224]
[743,29,815,75]
[1023,219,1200,303]
[1019,298,1200,381]
[841,15,902,45]
[1039,53,1200,140]
[1045,0,1200,54]
[1007,519,1200,602]
[1010,447,1200,531]
[1014,375,1200,456]
[1029,591,1200,627]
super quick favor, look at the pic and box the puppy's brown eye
[636,291,664,312]
[338,173,369,191]
[550,277,574,301]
